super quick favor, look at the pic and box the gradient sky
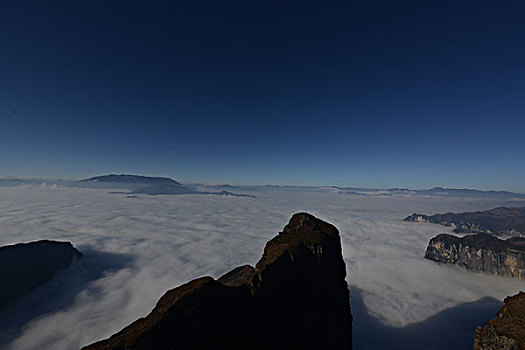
[1,1,524,191]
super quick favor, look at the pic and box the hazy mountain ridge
[326,186,525,199]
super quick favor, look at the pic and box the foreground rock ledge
[474,292,525,350]
[83,213,352,350]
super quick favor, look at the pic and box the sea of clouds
[1,185,525,349]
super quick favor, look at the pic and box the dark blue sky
[1,1,524,191]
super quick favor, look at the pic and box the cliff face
[83,213,352,350]
[474,292,525,350]
[0,240,82,308]
[424,233,525,279]
[404,207,525,236]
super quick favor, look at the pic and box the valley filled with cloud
[1,185,525,349]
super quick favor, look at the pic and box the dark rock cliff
[82,213,352,350]
[0,240,82,308]
[424,233,525,279]
[474,292,525,350]
[404,207,525,236]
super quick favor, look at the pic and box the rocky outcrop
[83,213,352,350]
[424,233,525,279]
[0,240,82,308]
[474,292,525,350]
[404,207,525,236]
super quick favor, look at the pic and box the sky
[1,0,524,191]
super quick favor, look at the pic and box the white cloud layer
[0,186,524,349]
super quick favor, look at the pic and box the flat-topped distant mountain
[77,174,181,186]
[72,174,255,198]
[404,207,525,236]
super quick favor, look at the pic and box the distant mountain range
[1,176,524,200]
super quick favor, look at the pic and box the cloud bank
[0,185,524,349]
